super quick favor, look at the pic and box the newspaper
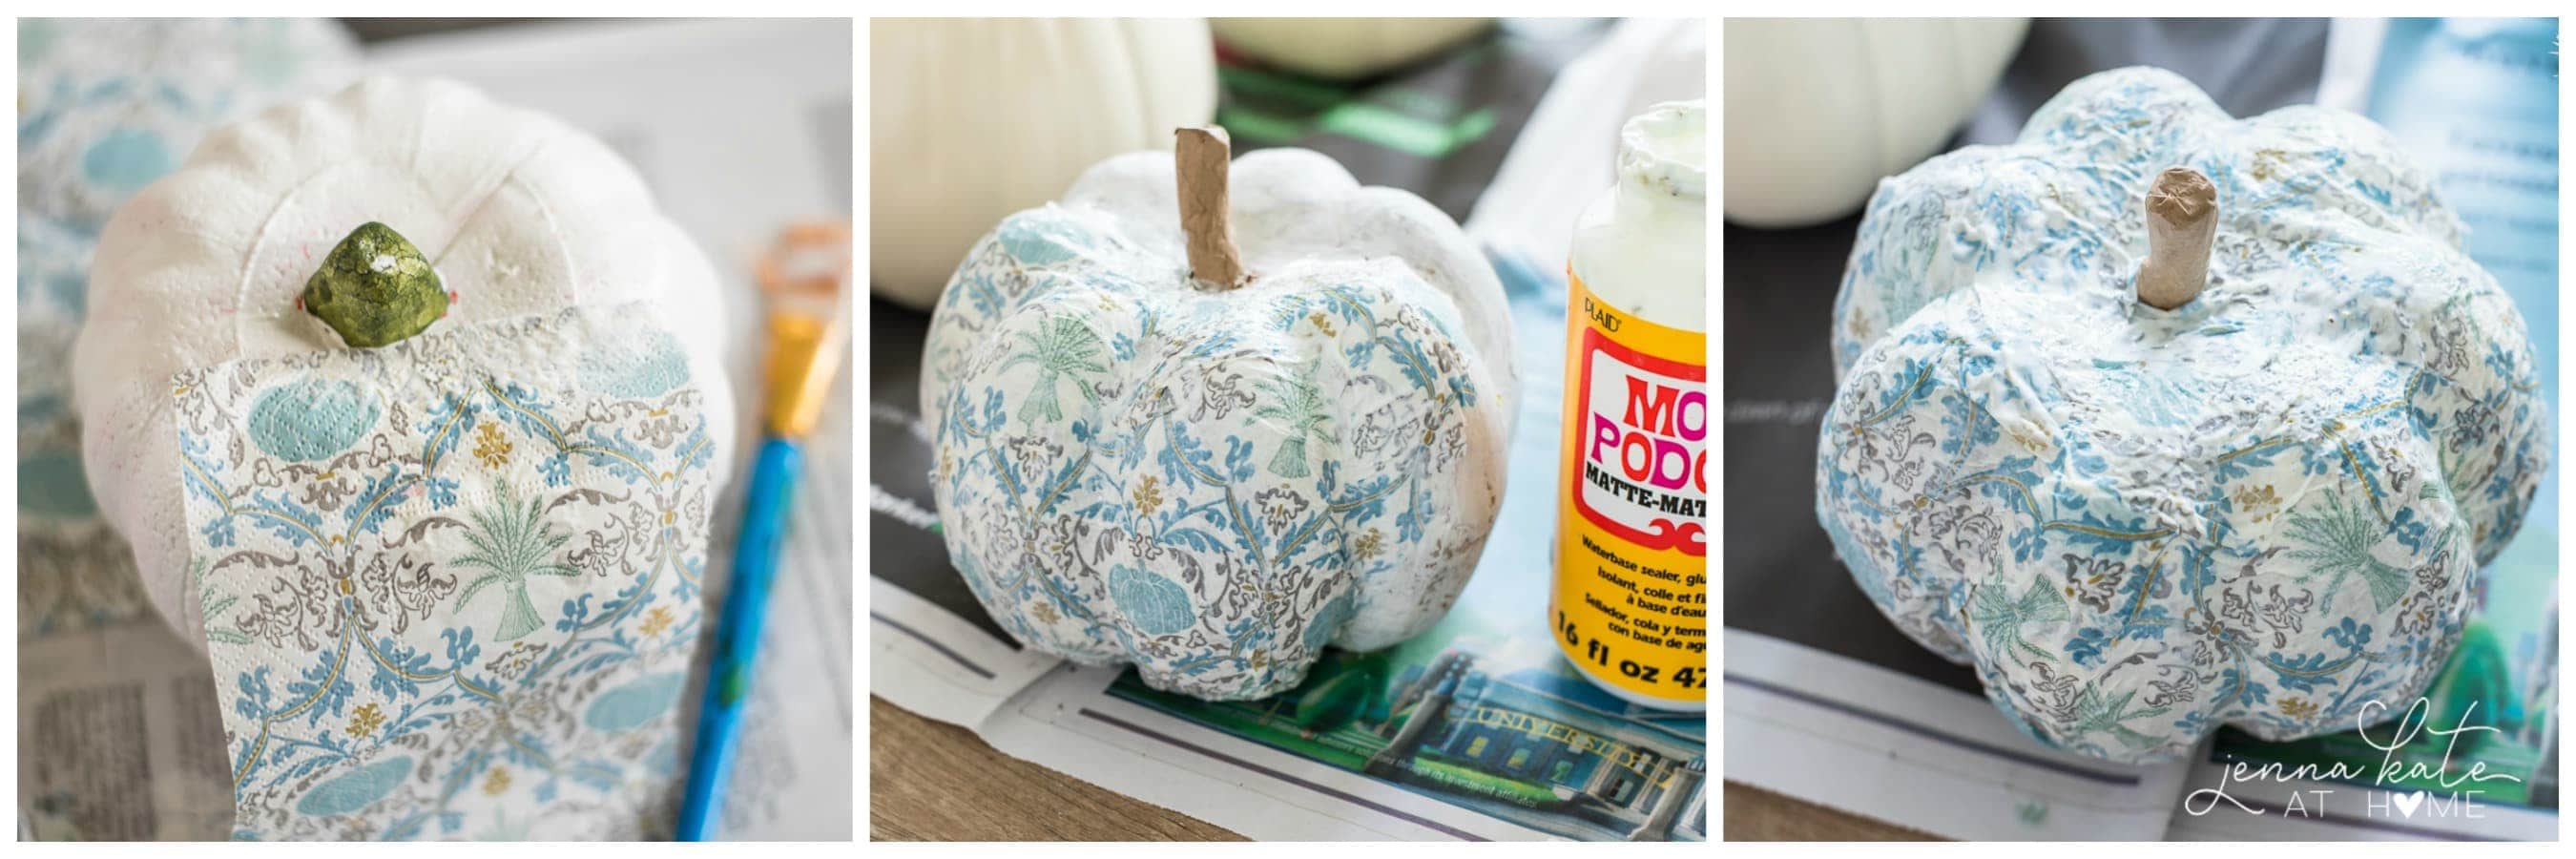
[1722,17,2559,842]
[17,621,235,841]
[867,18,1709,841]
[16,18,855,840]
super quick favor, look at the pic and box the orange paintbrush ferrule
[755,220,852,438]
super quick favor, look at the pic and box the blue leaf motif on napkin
[574,329,690,398]
[1301,592,1355,653]
[1109,564,1195,636]
[247,376,380,462]
[79,127,171,196]
[996,211,1093,266]
[18,451,97,516]
[294,755,412,817]
[583,672,688,733]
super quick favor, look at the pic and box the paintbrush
[678,220,850,840]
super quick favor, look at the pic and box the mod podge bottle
[1551,99,1707,710]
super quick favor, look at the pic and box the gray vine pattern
[1818,68,2547,762]
[178,309,715,839]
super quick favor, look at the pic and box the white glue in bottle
[1551,99,1707,710]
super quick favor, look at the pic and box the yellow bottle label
[1551,270,1708,705]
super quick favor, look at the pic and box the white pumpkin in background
[1624,18,1709,123]
[1210,17,1494,81]
[870,18,1216,309]
[921,131,1516,700]
[72,77,737,643]
[1723,17,2027,228]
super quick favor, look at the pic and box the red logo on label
[1572,326,1707,556]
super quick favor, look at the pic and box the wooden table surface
[1721,782,1938,841]
[869,696,1245,841]
[875,696,1919,842]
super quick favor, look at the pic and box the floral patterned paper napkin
[177,308,716,839]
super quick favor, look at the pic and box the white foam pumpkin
[921,131,1515,700]
[1210,17,1493,81]
[72,77,737,644]
[870,17,1216,309]
[1724,17,2027,228]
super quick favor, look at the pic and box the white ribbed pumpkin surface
[73,77,737,642]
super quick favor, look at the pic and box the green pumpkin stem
[2138,166,2215,310]
[303,221,448,347]
[1174,127,1250,291]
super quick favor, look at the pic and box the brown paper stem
[2138,165,2216,310]
[1175,127,1249,291]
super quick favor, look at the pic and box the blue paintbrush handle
[676,436,801,840]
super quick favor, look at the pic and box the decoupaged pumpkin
[1818,68,2546,763]
[922,129,1516,700]
[18,17,358,233]
[19,19,357,635]
[73,77,737,837]
[870,17,1217,309]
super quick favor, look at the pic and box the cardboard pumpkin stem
[2138,166,2216,310]
[1175,127,1250,290]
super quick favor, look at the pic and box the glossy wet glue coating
[1553,100,1709,710]
[1818,68,2545,762]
